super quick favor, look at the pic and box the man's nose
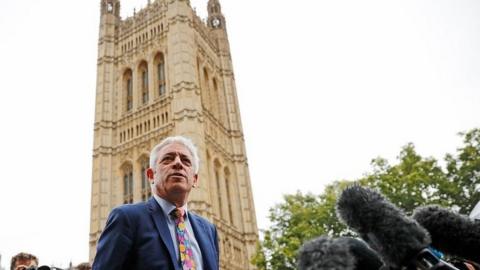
[172,155,183,169]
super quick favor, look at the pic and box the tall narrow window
[140,158,151,201]
[154,53,166,97]
[215,169,223,219]
[158,63,165,96]
[138,61,148,105]
[123,165,133,204]
[127,79,133,110]
[203,68,212,111]
[212,78,220,118]
[124,69,133,112]
[142,70,148,104]
[225,169,234,225]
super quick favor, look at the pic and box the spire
[101,0,120,17]
[207,0,225,29]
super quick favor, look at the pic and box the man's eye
[182,158,191,165]
[161,156,174,163]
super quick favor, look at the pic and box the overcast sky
[0,0,479,268]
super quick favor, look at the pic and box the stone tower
[90,0,258,269]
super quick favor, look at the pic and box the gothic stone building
[89,0,259,269]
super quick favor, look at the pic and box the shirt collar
[153,193,188,218]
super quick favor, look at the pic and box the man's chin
[168,176,187,184]
[167,183,191,193]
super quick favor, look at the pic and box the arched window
[123,69,133,111]
[138,61,149,105]
[224,168,234,225]
[202,68,212,110]
[142,70,148,103]
[203,68,209,90]
[154,53,166,97]
[123,164,133,204]
[140,157,151,201]
[215,170,223,219]
[214,159,223,220]
[212,78,220,118]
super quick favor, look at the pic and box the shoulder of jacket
[112,201,149,216]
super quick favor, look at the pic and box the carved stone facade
[89,0,259,269]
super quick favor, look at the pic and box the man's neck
[155,191,188,207]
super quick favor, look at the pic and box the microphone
[336,185,459,270]
[37,266,64,270]
[470,201,480,220]
[297,235,384,270]
[298,236,355,270]
[412,205,480,263]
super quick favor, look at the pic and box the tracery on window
[139,61,149,104]
[140,157,151,201]
[123,165,133,204]
[224,168,234,225]
[123,69,133,111]
[154,53,166,97]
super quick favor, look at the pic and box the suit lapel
[189,213,217,270]
[148,197,180,270]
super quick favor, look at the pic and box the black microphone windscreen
[336,237,384,270]
[298,236,356,270]
[298,236,384,270]
[336,185,431,268]
[412,205,480,263]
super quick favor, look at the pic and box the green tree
[251,181,350,270]
[445,128,480,214]
[360,143,455,214]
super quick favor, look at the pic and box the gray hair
[149,136,200,173]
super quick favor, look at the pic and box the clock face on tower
[107,2,113,12]
[211,18,221,28]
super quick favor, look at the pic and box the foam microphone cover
[336,185,431,269]
[337,237,384,270]
[298,236,356,270]
[412,205,480,263]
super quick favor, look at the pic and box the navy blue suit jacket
[92,197,219,270]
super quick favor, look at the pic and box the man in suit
[92,136,219,270]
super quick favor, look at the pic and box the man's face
[14,259,37,270]
[150,142,198,202]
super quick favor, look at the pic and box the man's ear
[193,174,199,187]
[146,168,154,180]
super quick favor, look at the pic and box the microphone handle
[412,249,460,270]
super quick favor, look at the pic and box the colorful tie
[171,208,196,270]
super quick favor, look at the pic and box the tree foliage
[445,128,480,213]
[360,143,455,214]
[252,182,350,270]
[252,128,480,270]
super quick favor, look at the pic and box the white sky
[0,0,479,268]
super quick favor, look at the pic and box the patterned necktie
[171,208,196,270]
